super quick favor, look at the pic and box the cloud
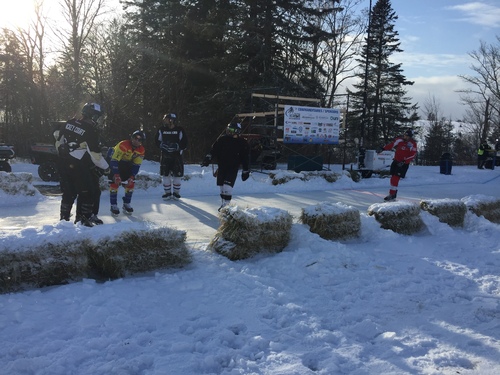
[408,75,472,119]
[447,2,500,27]
[337,74,470,120]
[397,52,472,70]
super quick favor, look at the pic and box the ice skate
[110,205,120,216]
[122,203,134,215]
[383,194,397,202]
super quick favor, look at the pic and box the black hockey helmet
[404,129,414,137]
[82,102,103,122]
[227,122,242,135]
[163,113,177,123]
[132,130,146,143]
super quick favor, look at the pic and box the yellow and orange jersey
[109,140,145,176]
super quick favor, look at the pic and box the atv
[0,143,15,172]
[30,143,60,182]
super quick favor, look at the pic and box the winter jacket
[155,125,188,155]
[109,140,145,177]
[55,118,105,168]
[210,135,250,171]
[383,137,417,164]
[478,143,490,156]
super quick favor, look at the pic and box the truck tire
[0,161,12,172]
[262,156,277,170]
[38,161,60,182]
[360,170,373,178]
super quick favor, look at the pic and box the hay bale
[0,172,37,196]
[0,226,191,293]
[209,206,293,260]
[97,171,163,191]
[462,194,500,224]
[268,170,343,185]
[0,240,90,294]
[368,200,425,235]
[300,202,360,240]
[88,227,190,280]
[420,198,467,227]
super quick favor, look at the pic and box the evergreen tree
[348,0,418,148]
[0,30,33,148]
[234,0,340,105]
[423,120,454,165]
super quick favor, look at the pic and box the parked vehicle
[30,143,60,182]
[0,143,15,172]
[357,148,394,178]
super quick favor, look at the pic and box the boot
[60,203,72,221]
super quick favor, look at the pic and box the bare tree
[319,0,366,108]
[56,0,106,109]
[458,37,500,144]
[423,94,442,122]
[5,0,50,142]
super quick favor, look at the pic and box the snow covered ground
[1,159,500,374]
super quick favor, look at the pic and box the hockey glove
[113,174,122,185]
[93,166,110,178]
[241,171,250,181]
[161,142,179,153]
[201,154,211,167]
[125,176,135,189]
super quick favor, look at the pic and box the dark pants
[389,160,409,178]
[59,157,95,221]
[216,166,238,187]
[160,153,184,177]
[478,155,487,169]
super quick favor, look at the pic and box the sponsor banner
[283,105,340,144]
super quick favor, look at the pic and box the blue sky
[390,0,500,119]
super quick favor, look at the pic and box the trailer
[357,149,394,178]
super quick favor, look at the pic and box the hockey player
[55,102,108,226]
[378,128,418,201]
[201,122,250,211]
[155,113,188,200]
[108,130,146,216]
[477,140,491,169]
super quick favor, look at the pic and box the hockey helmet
[163,113,177,123]
[132,130,146,143]
[404,129,414,137]
[82,102,103,122]
[227,122,242,135]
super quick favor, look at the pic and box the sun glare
[0,0,37,30]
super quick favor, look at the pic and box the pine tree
[423,120,454,165]
[348,0,418,148]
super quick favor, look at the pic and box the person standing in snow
[54,102,109,226]
[155,113,188,200]
[477,140,490,169]
[378,128,418,201]
[108,130,146,216]
[201,122,250,211]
